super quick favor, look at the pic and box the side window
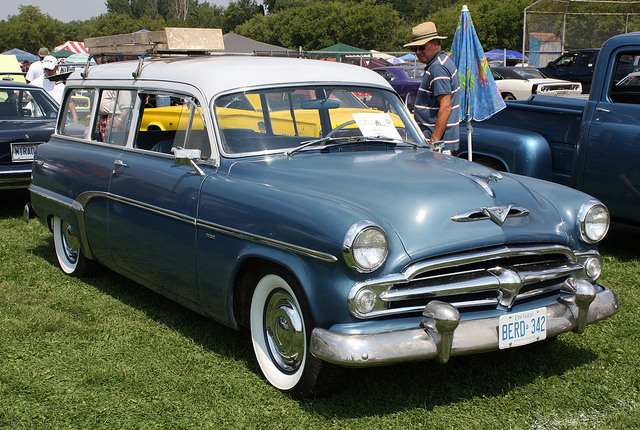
[610,51,640,105]
[92,89,136,146]
[577,52,595,68]
[135,93,211,158]
[557,53,577,68]
[59,88,97,139]
[374,70,394,82]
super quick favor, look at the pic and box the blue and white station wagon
[26,40,618,398]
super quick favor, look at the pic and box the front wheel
[250,268,339,398]
[502,93,517,101]
[52,216,92,277]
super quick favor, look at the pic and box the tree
[237,0,403,51]
[429,0,530,51]
[187,2,225,29]
[0,5,66,54]
[224,0,263,33]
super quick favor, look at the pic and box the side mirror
[547,61,555,69]
[174,148,204,175]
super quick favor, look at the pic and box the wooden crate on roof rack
[84,27,224,56]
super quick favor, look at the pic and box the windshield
[214,85,425,155]
[511,68,545,79]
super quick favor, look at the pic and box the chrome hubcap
[61,221,79,264]
[264,290,305,373]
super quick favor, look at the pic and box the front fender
[458,124,553,181]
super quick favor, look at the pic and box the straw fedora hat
[404,22,447,48]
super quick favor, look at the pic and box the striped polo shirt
[414,51,461,151]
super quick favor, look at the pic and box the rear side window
[135,92,211,158]
[59,88,98,138]
[92,90,136,145]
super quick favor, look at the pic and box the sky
[3,0,233,23]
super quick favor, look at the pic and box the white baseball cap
[42,55,58,70]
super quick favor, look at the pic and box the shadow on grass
[1,189,30,219]
[600,227,640,262]
[19,191,621,416]
[30,236,601,417]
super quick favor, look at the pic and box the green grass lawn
[1,189,639,429]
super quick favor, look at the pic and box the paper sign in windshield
[352,113,402,140]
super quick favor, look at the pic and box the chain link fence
[524,0,640,66]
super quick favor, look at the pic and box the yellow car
[140,90,402,137]
[0,54,26,83]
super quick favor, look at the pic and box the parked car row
[373,64,582,107]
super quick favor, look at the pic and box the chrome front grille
[349,244,594,319]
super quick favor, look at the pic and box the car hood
[224,148,570,262]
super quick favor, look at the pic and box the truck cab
[538,49,598,93]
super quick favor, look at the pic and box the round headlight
[344,221,389,273]
[578,201,610,243]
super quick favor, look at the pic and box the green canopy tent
[318,43,367,52]
[50,49,74,59]
[317,43,388,68]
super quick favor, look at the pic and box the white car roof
[66,55,393,96]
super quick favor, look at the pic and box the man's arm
[429,93,452,143]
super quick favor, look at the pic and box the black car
[0,82,58,190]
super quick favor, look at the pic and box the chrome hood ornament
[451,205,530,226]
[445,169,503,197]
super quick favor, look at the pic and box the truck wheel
[502,93,517,101]
[249,267,339,398]
[52,216,92,277]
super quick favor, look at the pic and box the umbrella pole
[467,121,473,161]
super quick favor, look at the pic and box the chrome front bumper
[310,280,618,367]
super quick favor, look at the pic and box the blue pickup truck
[460,31,640,229]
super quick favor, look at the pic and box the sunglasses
[412,44,429,53]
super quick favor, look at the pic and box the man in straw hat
[405,22,460,155]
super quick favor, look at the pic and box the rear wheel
[52,216,92,277]
[502,93,517,101]
[249,267,339,398]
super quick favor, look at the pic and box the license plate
[499,307,547,349]
[11,142,40,162]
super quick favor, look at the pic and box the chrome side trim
[197,219,338,263]
[31,186,337,264]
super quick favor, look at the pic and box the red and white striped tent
[53,41,88,54]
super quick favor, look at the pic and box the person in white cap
[25,47,49,83]
[30,55,65,104]
[405,21,460,155]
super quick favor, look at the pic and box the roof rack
[84,27,224,56]
[81,27,224,79]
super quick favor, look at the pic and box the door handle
[112,159,127,175]
[596,107,610,113]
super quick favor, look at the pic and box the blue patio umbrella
[449,5,505,161]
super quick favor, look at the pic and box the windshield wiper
[285,136,338,156]
[286,136,424,156]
